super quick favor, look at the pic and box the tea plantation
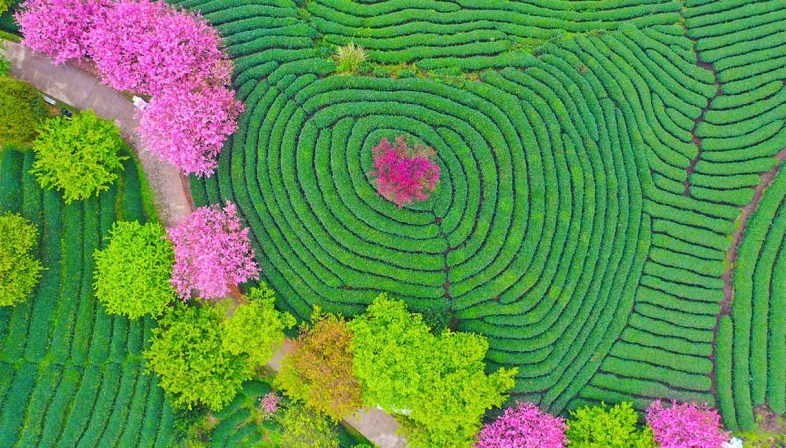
[0,147,177,447]
[178,0,786,431]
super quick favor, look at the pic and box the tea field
[0,147,177,447]
[179,0,786,431]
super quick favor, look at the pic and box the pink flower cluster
[88,0,232,96]
[259,392,280,420]
[16,0,243,176]
[475,401,567,448]
[168,202,260,301]
[646,400,730,448]
[15,0,109,64]
[138,86,243,177]
[370,136,440,208]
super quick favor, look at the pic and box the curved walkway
[1,39,405,448]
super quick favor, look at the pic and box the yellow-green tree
[277,310,362,421]
[348,294,518,448]
[0,213,43,307]
[31,110,127,203]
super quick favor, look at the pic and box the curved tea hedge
[177,0,786,429]
[0,147,176,447]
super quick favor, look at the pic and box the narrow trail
[720,147,786,315]
[684,56,722,197]
[708,146,786,400]
[2,39,406,448]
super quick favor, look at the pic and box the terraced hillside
[0,147,177,447]
[178,0,786,430]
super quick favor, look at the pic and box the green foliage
[0,212,43,307]
[144,302,251,411]
[0,77,47,145]
[278,405,339,448]
[222,283,296,367]
[0,0,9,15]
[0,53,10,77]
[31,110,127,203]
[348,294,517,447]
[277,309,362,421]
[93,220,175,320]
[333,43,366,75]
[566,402,656,448]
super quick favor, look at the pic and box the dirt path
[2,39,405,448]
[720,147,786,314]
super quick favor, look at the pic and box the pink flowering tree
[475,401,567,448]
[16,0,109,64]
[17,0,242,176]
[88,0,232,95]
[138,86,243,176]
[259,392,280,420]
[646,400,730,448]
[370,136,440,208]
[168,202,260,300]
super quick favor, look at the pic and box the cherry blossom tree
[168,202,260,300]
[16,0,109,64]
[646,400,730,448]
[371,136,440,208]
[137,85,243,176]
[88,0,232,95]
[475,401,567,448]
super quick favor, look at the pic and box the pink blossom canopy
[168,202,260,301]
[16,0,109,64]
[646,400,730,448]
[138,86,243,177]
[475,401,567,448]
[370,137,440,208]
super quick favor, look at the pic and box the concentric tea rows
[178,0,786,429]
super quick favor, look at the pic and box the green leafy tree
[0,213,43,307]
[31,110,127,203]
[144,302,251,411]
[0,77,48,145]
[93,221,175,320]
[0,0,9,15]
[277,309,362,421]
[222,283,296,366]
[278,405,340,448]
[348,294,517,447]
[566,402,656,448]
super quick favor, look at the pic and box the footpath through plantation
[1,0,786,447]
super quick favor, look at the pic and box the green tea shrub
[0,77,47,145]
[0,213,43,307]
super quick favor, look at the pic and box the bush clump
[0,77,48,145]
[0,213,43,307]
[31,110,127,203]
[93,221,175,319]
[334,42,367,75]
[566,402,655,448]
[278,404,340,448]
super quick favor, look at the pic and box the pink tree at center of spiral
[370,136,440,208]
